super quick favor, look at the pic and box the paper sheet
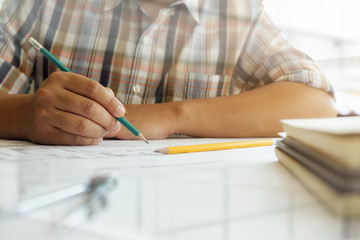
[0,138,274,205]
[0,138,269,174]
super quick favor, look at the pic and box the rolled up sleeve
[233,0,334,96]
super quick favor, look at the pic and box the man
[0,0,336,145]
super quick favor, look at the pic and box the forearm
[173,82,337,138]
[0,93,32,139]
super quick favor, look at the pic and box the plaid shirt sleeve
[0,0,42,94]
[233,0,334,95]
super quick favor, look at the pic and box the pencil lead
[137,133,149,144]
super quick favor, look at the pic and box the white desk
[0,138,359,240]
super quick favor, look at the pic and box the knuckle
[76,119,90,134]
[46,72,65,83]
[35,88,54,102]
[34,88,55,111]
[105,118,117,130]
[107,97,118,109]
[84,101,97,116]
[105,87,115,97]
[86,81,101,97]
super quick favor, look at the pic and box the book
[280,137,360,178]
[275,148,360,217]
[281,117,360,170]
[277,139,360,193]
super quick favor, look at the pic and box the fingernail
[115,105,125,117]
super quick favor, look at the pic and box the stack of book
[275,116,360,217]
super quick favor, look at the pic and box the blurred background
[264,0,360,60]
[264,0,360,115]
[0,0,359,114]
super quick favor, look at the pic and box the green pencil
[28,37,148,144]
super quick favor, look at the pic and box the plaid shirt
[0,0,333,104]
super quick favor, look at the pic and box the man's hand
[24,72,125,145]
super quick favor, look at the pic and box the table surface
[0,138,359,240]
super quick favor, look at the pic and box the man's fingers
[48,127,103,145]
[28,73,125,146]
[105,87,115,96]
[50,110,109,138]
[48,72,125,117]
[54,88,121,132]
[29,123,103,146]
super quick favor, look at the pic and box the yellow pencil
[154,139,281,154]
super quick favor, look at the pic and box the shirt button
[143,36,150,45]
[132,84,141,93]
[160,9,168,16]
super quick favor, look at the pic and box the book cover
[281,117,360,169]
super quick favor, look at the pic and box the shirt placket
[127,8,172,104]
[127,32,152,104]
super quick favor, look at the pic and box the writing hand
[25,72,125,145]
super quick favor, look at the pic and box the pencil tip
[137,133,149,144]
[154,149,159,153]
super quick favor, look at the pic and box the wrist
[0,93,33,140]
[167,100,188,136]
